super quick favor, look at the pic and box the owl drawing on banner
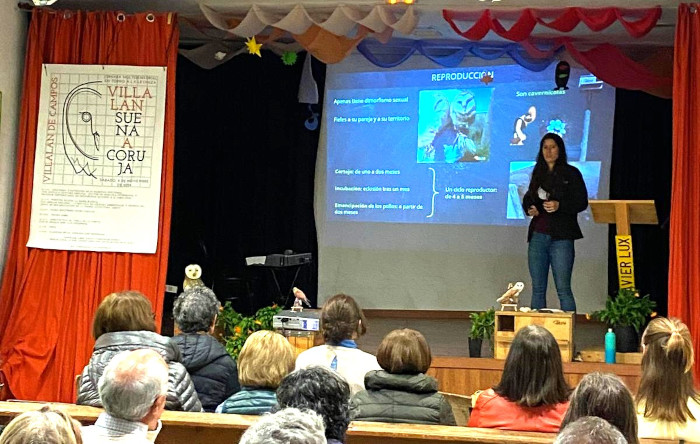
[183,264,204,291]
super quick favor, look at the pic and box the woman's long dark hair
[528,133,569,197]
[494,325,571,407]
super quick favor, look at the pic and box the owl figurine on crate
[496,281,525,311]
[183,264,205,291]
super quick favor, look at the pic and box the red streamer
[443,7,662,42]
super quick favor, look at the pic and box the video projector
[273,309,320,332]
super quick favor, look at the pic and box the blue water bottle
[605,328,616,364]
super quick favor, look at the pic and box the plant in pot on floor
[590,288,657,353]
[469,308,495,358]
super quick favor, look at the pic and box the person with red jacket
[468,325,571,432]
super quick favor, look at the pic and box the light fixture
[32,0,58,5]
[386,0,415,4]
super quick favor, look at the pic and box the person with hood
[76,291,202,412]
[172,287,239,412]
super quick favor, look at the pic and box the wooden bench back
[0,401,256,443]
[0,401,693,444]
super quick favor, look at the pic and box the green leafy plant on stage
[590,288,657,333]
[216,302,282,359]
[469,307,496,340]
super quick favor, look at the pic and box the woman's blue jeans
[528,232,576,312]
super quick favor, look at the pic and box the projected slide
[325,63,615,225]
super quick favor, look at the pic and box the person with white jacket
[295,293,380,395]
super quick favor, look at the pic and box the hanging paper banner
[28,64,167,253]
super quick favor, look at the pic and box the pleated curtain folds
[0,9,178,403]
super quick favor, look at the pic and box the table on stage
[427,357,641,396]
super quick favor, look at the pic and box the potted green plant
[590,288,656,353]
[469,308,495,358]
[216,302,282,359]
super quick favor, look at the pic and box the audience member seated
[171,287,239,412]
[555,416,627,444]
[77,291,202,412]
[350,328,456,426]
[468,325,571,432]
[276,366,351,444]
[561,372,638,444]
[0,406,82,444]
[636,317,700,440]
[239,407,327,444]
[81,349,168,444]
[217,330,295,414]
[296,294,381,395]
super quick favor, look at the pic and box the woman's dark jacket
[76,330,202,412]
[522,163,588,241]
[350,370,456,425]
[172,333,240,412]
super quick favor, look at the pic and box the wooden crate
[494,311,574,361]
[579,346,643,364]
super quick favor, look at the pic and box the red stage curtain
[443,7,662,41]
[669,3,700,382]
[0,9,178,402]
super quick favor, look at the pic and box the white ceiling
[28,0,680,46]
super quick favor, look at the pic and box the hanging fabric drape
[668,3,700,382]
[442,7,662,41]
[199,3,416,64]
[357,38,560,71]
[0,9,178,403]
[356,37,670,98]
[200,3,417,37]
[442,7,672,98]
[518,39,672,97]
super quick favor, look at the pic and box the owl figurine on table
[183,264,204,291]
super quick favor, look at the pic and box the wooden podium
[589,200,658,289]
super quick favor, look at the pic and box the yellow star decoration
[245,37,262,57]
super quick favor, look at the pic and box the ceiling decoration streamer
[200,3,417,37]
[442,7,662,42]
[357,38,561,71]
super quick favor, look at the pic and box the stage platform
[355,310,640,395]
[360,310,609,357]
[426,357,640,396]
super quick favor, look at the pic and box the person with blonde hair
[76,290,202,412]
[350,329,455,425]
[636,317,700,439]
[217,330,295,414]
[296,294,380,395]
[0,406,82,444]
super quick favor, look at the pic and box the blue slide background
[325,63,615,225]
